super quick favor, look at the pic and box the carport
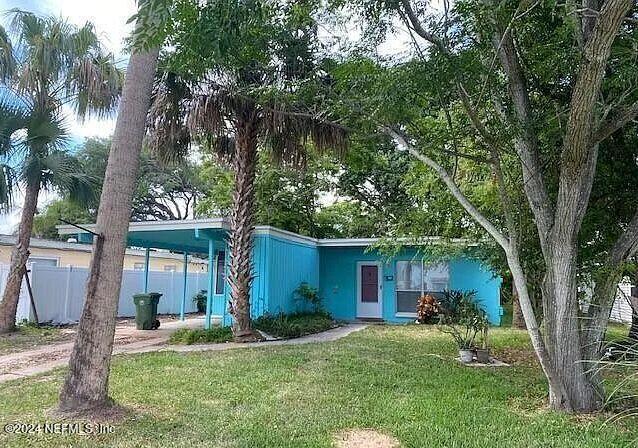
[58,218,231,329]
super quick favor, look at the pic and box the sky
[0,0,137,233]
[0,0,423,234]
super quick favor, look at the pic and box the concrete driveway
[0,316,205,383]
[0,318,368,384]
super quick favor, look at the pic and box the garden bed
[253,311,337,339]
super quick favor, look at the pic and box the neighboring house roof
[0,234,207,263]
[56,218,477,248]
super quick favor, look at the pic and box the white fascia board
[57,218,230,235]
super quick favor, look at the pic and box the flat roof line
[57,219,477,248]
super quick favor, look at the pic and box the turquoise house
[58,218,503,327]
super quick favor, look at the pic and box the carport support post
[180,252,188,320]
[205,239,213,329]
[143,247,150,293]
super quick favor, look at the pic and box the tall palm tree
[58,3,160,412]
[148,1,347,341]
[0,11,121,333]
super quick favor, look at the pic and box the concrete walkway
[0,320,367,383]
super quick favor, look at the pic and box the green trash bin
[133,292,162,330]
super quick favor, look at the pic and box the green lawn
[0,324,74,355]
[0,326,636,447]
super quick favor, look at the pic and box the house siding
[318,246,502,325]
[263,235,319,315]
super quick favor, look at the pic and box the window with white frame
[214,251,226,295]
[28,257,58,267]
[395,260,449,314]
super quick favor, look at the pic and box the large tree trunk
[543,252,603,412]
[227,116,259,341]
[629,287,638,341]
[58,45,159,413]
[0,176,40,333]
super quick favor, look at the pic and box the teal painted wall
[318,246,502,325]
[263,236,320,315]
[221,234,320,321]
[449,258,503,324]
[250,235,269,317]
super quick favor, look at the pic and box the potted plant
[192,290,207,313]
[437,290,487,363]
[475,323,490,363]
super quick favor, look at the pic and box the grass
[168,326,233,345]
[0,323,74,355]
[253,311,336,339]
[0,326,637,447]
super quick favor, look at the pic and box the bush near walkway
[169,327,233,345]
[254,312,336,339]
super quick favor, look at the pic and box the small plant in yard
[192,290,207,313]
[437,290,489,363]
[294,283,323,312]
[253,311,335,339]
[416,294,439,324]
[169,327,233,345]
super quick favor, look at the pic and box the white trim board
[57,219,478,249]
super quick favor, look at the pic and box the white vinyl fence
[0,263,208,325]
[610,279,635,324]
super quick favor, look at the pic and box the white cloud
[1,0,136,141]
[2,0,136,57]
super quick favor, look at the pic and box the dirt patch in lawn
[333,429,401,448]
[492,347,539,367]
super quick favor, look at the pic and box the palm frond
[24,109,69,155]
[38,150,98,205]
[0,89,29,157]
[0,25,15,82]
[69,53,122,119]
[147,71,194,164]
[263,104,347,169]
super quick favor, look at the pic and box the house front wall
[318,246,503,325]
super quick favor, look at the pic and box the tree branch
[592,100,638,144]
[492,27,554,240]
[399,0,448,53]
[555,0,634,241]
[384,127,510,250]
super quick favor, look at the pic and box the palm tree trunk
[227,116,259,341]
[58,45,159,413]
[0,176,40,333]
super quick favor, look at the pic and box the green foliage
[293,282,323,312]
[0,12,121,210]
[325,0,638,308]
[437,290,489,350]
[168,326,233,345]
[68,137,204,220]
[191,290,207,313]
[196,152,338,236]
[253,311,335,339]
[32,199,93,240]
